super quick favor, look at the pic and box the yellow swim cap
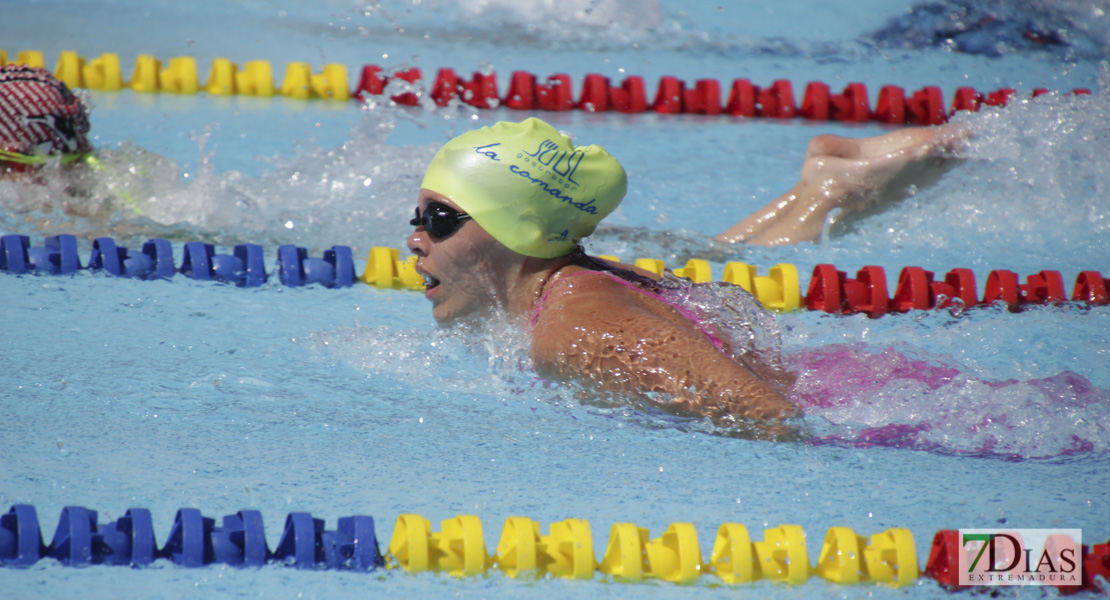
[420,118,627,258]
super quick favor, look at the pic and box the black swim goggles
[410,201,472,240]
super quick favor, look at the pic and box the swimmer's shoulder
[546,256,663,299]
[530,269,659,366]
[542,267,643,306]
[533,267,665,335]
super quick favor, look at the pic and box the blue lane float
[87,236,173,279]
[277,244,356,288]
[0,233,355,288]
[0,505,383,571]
[0,504,43,567]
[211,510,268,567]
[25,234,81,274]
[181,241,267,287]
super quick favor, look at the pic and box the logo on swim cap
[420,118,627,258]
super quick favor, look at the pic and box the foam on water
[934,87,1108,247]
[310,313,540,400]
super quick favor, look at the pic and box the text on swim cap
[474,143,501,161]
[470,143,599,215]
[508,165,598,214]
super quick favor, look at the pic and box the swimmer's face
[407,189,522,325]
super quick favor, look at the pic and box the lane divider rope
[2,234,1106,315]
[1,49,1095,125]
[2,504,1105,590]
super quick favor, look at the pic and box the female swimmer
[407,118,960,425]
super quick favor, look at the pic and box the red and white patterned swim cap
[0,64,92,161]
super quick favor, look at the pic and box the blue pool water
[2,0,1109,598]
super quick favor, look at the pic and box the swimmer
[0,64,93,178]
[408,118,961,430]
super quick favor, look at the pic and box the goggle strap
[0,148,93,166]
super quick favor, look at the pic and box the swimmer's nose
[407,228,428,256]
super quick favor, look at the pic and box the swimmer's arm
[716,126,966,246]
[530,292,798,421]
[715,181,826,246]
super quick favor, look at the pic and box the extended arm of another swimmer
[530,271,799,422]
[717,125,967,246]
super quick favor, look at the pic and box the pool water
[1,1,1109,598]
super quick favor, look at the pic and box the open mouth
[419,270,441,291]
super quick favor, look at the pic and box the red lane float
[800,82,870,123]
[537,73,574,111]
[504,70,537,109]
[574,73,649,113]
[354,65,422,105]
[803,265,1107,317]
[653,75,684,113]
[1081,540,1110,593]
[686,79,723,115]
[1074,271,1110,304]
[611,76,647,113]
[951,87,982,113]
[430,68,499,108]
[725,78,758,117]
[759,79,797,119]
[579,73,610,111]
[346,63,1093,124]
[873,85,907,124]
[923,530,960,588]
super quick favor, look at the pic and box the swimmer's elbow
[731,392,800,420]
[705,369,800,420]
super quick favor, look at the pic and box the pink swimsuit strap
[530,270,725,350]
